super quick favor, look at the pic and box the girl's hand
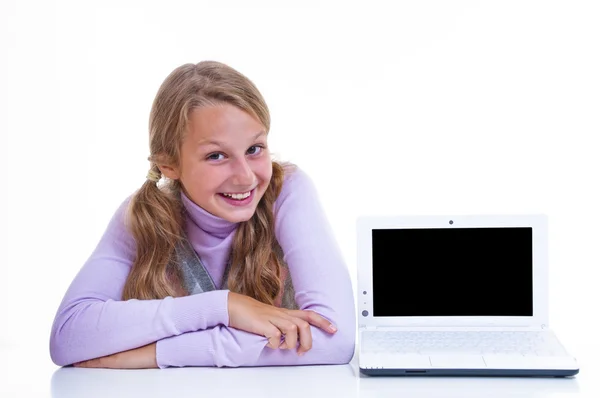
[227,292,337,355]
[73,343,158,369]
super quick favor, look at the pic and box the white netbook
[357,214,579,377]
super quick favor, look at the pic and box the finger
[263,323,282,349]
[286,310,337,334]
[286,316,312,355]
[269,318,298,350]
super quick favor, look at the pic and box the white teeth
[222,191,251,200]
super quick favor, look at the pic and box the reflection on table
[50,355,580,398]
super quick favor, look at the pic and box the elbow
[49,304,88,367]
[50,346,71,367]
[328,300,356,364]
[329,325,356,364]
[311,301,356,364]
[49,327,73,367]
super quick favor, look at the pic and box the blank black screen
[372,227,533,317]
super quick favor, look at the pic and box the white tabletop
[1,342,597,398]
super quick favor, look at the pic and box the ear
[157,162,181,180]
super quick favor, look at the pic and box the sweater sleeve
[49,198,230,367]
[155,167,356,368]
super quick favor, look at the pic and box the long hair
[122,61,286,304]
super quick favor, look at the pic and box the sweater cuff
[168,289,230,334]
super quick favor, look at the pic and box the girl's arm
[49,199,230,366]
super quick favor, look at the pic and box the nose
[231,157,254,188]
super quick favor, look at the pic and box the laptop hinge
[361,325,377,331]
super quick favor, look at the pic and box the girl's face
[162,103,273,223]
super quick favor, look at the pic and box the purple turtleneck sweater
[49,167,356,368]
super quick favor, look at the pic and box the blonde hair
[122,61,287,304]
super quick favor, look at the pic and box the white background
[1,0,599,389]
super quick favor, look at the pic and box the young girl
[49,61,356,369]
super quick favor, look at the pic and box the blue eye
[247,145,263,155]
[207,153,225,161]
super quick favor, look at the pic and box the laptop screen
[372,227,533,317]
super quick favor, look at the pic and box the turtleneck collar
[181,191,239,239]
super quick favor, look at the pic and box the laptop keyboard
[361,331,566,356]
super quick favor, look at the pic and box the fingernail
[329,324,337,332]
[279,342,287,349]
[298,351,305,356]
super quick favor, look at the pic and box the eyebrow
[197,131,266,147]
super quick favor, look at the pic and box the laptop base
[359,367,579,377]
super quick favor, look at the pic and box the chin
[223,210,256,223]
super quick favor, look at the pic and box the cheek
[181,163,216,196]
[259,161,273,183]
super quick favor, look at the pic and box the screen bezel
[357,215,549,328]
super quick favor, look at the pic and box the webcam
[449,220,454,225]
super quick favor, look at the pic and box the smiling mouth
[218,187,255,200]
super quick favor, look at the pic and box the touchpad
[429,355,487,368]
